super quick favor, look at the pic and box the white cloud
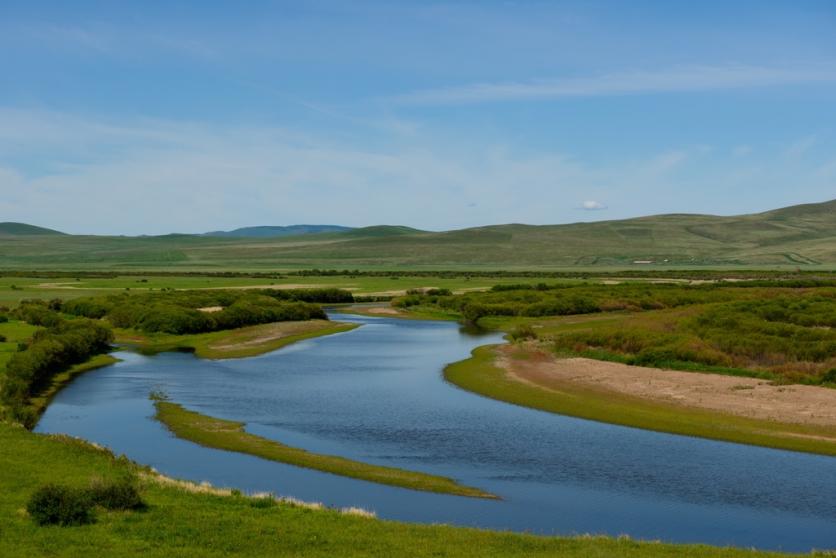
[580,200,607,210]
[395,64,836,105]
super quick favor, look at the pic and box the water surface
[37,313,836,552]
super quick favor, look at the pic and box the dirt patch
[497,346,836,428]
[197,306,224,313]
[363,307,402,315]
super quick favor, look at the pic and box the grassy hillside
[0,200,834,270]
[0,222,65,236]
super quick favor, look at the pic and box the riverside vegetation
[1,278,835,555]
[0,288,492,501]
[394,281,836,455]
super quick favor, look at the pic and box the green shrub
[26,484,95,526]
[87,478,145,511]
[509,324,537,341]
[821,369,836,385]
[0,313,8,323]
[0,334,6,342]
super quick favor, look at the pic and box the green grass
[154,401,495,499]
[1,422,810,557]
[444,345,836,457]
[114,320,358,359]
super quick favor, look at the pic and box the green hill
[0,222,65,236]
[0,200,833,270]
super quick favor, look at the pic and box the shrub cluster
[1,309,113,425]
[551,295,836,383]
[27,484,95,526]
[394,283,749,323]
[26,478,145,527]
[62,288,351,335]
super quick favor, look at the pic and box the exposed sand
[498,346,836,428]
[362,307,402,315]
[197,306,224,313]
[207,320,334,351]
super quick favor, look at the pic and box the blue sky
[1,0,835,234]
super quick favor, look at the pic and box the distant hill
[201,225,353,238]
[1,199,834,269]
[0,222,65,236]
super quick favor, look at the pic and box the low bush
[87,477,145,511]
[509,324,537,341]
[26,484,95,526]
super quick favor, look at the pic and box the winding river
[36,313,836,552]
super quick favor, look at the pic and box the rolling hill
[201,225,353,238]
[0,200,834,270]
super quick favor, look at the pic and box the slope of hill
[0,200,833,270]
[202,225,353,238]
[0,222,65,236]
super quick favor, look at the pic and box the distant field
[0,275,582,307]
[1,199,834,270]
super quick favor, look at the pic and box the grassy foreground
[445,345,836,457]
[154,401,494,499]
[0,421,814,558]
[115,320,358,359]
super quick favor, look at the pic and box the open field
[154,401,494,499]
[1,199,835,270]
[1,422,810,558]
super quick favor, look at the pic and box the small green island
[154,400,495,499]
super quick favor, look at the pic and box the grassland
[115,320,358,359]
[2,421,822,557]
[155,401,494,498]
[0,274,579,307]
[445,344,836,457]
[1,198,835,269]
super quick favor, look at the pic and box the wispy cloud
[1,109,834,234]
[395,64,836,105]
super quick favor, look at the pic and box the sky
[0,0,835,235]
